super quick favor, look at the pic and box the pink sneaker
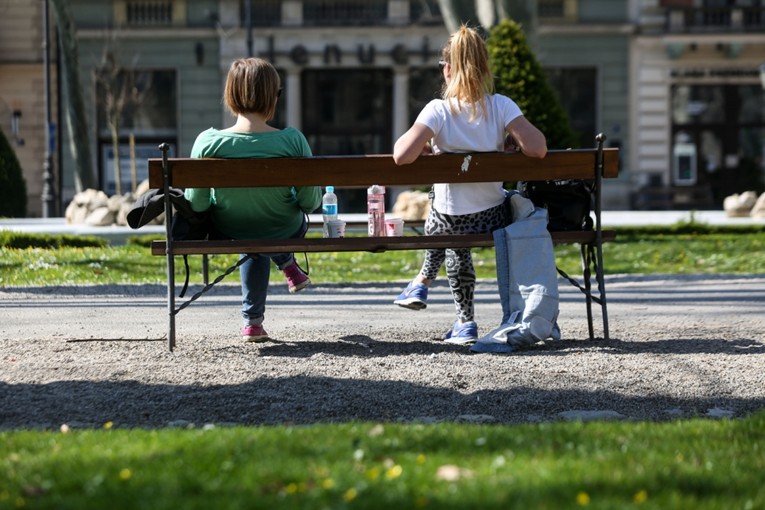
[242,324,270,342]
[283,261,310,294]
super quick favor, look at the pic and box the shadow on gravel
[209,336,764,358]
[2,378,763,430]
[539,337,765,356]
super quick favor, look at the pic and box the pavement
[2,210,764,245]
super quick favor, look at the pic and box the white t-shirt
[415,94,523,215]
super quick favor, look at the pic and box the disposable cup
[385,218,405,237]
[327,219,346,238]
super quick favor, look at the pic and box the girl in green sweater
[185,58,321,342]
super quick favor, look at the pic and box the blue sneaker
[394,281,428,310]
[444,320,478,345]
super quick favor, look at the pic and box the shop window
[670,84,765,201]
[672,85,725,125]
[544,67,597,149]
[408,67,442,125]
[302,69,392,211]
[538,0,577,22]
[96,69,177,194]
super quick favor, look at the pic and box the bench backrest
[148,148,619,189]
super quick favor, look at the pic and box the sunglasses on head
[438,60,449,70]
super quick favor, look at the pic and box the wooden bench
[149,135,619,351]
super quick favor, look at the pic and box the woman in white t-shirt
[392,25,548,344]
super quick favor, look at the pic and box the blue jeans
[239,217,308,326]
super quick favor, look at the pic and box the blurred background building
[0,0,763,216]
[632,0,765,210]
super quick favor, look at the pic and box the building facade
[5,0,642,215]
[0,0,59,217]
[538,0,633,208]
[630,0,765,209]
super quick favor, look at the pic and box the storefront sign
[671,68,760,79]
[264,37,433,66]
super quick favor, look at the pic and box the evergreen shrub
[0,126,27,217]
[487,19,580,151]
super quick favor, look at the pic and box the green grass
[1,413,764,509]
[2,227,764,286]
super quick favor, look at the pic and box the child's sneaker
[242,324,271,342]
[444,320,478,344]
[394,281,428,310]
[283,261,310,294]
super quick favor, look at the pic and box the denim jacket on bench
[478,206,561,348]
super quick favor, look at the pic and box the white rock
[392,190,431,220]
[65,200,84,224]
[116,200,134,226]
[750,192,765,219]
[85,207,116,226]
[135,178,151,197]
[106,194,123,212]
[558,410,626,421]
[723,191,758,217]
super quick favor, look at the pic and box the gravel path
[1,274,764,429]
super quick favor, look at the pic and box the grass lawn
[1,229,764,286]
[2,413,764,509]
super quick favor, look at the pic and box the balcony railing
[668,7,765,32]
[303,0,388,25]
[238,0,444,27]
[126,0,173,25]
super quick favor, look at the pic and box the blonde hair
[441,25,494,123]
[223,58,280,120]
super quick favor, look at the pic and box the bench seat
[151,230,617,256]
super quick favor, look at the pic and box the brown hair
[223,58,280,120]
[441,25,494,123]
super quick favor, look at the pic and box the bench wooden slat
[148,149,619,189]
[150,230,617,256]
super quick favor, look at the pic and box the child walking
[392,25,547,344]
[185,58,321,342]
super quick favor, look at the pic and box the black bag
[128,188,219,297]
[517,179,594,232]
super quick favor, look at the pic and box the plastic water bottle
[322,186,338,238]
[367,185,386,237]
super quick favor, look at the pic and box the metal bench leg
[594,134,610,341]
[202,254,209,285]
[160,143,176,352]
[594,239,610,341]
[580,243,594,341]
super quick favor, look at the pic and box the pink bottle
[367,185,386,237]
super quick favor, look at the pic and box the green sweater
[184,127,321,240]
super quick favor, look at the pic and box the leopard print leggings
[420,202,507,321]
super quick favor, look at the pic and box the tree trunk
[110,123,122,196]
[49,0,97,193]
[436,0,537,47]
